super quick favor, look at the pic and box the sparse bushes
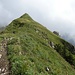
[54,44,75,66]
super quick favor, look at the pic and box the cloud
[61,33,75,45]
[0,1,13,26]
[0,0,75,44]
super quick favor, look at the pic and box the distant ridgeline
[0,27,5,31]
[0,13,75,75]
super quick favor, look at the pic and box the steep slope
[0,13,75,75]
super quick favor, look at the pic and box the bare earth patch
[0,39,10,75]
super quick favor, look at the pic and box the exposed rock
[0,72,9,75]
[0,68,1,73]
[2,68,5,73]
[1,50,3,52]
[10,37,13,40]
[53,31,59,36]
[45,67,50,72]
[0,54,2,58]
[49,41,55,48]
[19,51,22,55]
[36,30,39,33]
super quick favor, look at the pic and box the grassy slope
[0,13,75,75]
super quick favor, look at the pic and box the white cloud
[51,0,75,23]
[0,0,75,35]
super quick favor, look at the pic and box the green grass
[0,13,75,75]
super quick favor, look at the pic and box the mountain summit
[20,13,33,20]
[0,13,75,75]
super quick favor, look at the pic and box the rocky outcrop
[53,31,59,36]
[49,41,55,48]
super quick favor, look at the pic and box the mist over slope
[61,34,75,46]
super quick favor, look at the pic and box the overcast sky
[0,0,75,44]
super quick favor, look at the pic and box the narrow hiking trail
[0,39,10,75]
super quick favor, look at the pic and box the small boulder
[0,68,1,73]
[45,67,50,72]
[49,41,55,48]
[19,51,22,55]
[2,68,5,72]
[0,54,2,58]
[53,31,59,36]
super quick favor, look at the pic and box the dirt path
[0,39,10,75]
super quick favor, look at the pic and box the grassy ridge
[0,13,75,75]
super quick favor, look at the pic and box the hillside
[0,13,75,75]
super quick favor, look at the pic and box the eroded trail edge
[0,38,10,75]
